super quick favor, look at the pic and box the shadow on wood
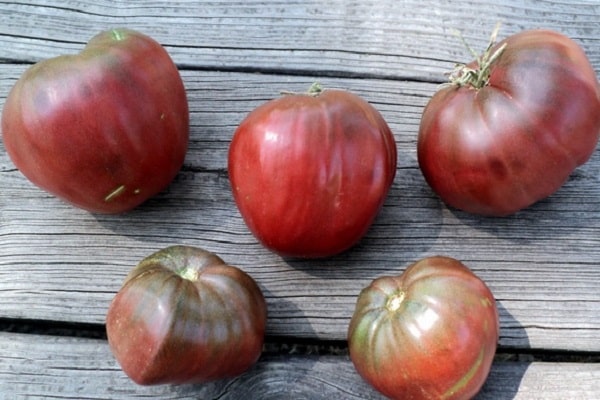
[477,301,529,400]
[283,166,445,280]
[446,148,600,246]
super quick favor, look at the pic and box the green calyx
[448,23,507,90]
[306,82,324,96]
[110,29,127,42]
[281,81,324,97]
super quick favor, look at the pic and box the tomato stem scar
[178,267,199,282]
[386,291,406,312]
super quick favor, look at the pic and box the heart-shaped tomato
[1,28,189,213]
[418,28,600,216]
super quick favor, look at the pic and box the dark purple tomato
[106,245,267,385]
[2,28,189,213]
[228,85,397,257]
[418,29,600,216]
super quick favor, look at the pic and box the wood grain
[0,332,598,399]
[0,1,599,398]
[1,67,600,350]
[0,0,599,80]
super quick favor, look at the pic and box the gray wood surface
[1,0,599,398]
[1,69,598,351]
[0,332,598,399]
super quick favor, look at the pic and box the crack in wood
[1,318,598,362]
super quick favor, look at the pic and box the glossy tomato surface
[228,86,397,258]
[418,29,600,216]
[1,28,189,213]
[348,256,499,400]
[106,245,267,385]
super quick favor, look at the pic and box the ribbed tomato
[228,84,397,258]
[106,245,267,385]
[348,256,499,400]
[418,28,600,216]
[1,28,189,213]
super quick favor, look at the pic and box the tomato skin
[348,256,499,400]
[1,28,189,213]
[418,29,600,216]
[228,88,397,258]
[105,245,267,385]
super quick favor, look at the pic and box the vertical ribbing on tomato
[228,85,397,257]
[106,245,267,385]
[348,256,499,400]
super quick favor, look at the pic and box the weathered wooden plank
[0,0,599,80]
[0,64,433,170]
[1,67,600,351]
[0,332,598,399]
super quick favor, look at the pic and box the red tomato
[228,85,397,258]
[106,245,267,385]
[1,28,189,213]
[418,29,600,216]
[348,256,499,400]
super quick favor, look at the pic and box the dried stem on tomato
[448,23,507,89]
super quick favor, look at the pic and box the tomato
[418,28,600,216]
[228,84,397,258]
[105,245,267,385]
[348,256,499,400]
[1,28,189,213]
